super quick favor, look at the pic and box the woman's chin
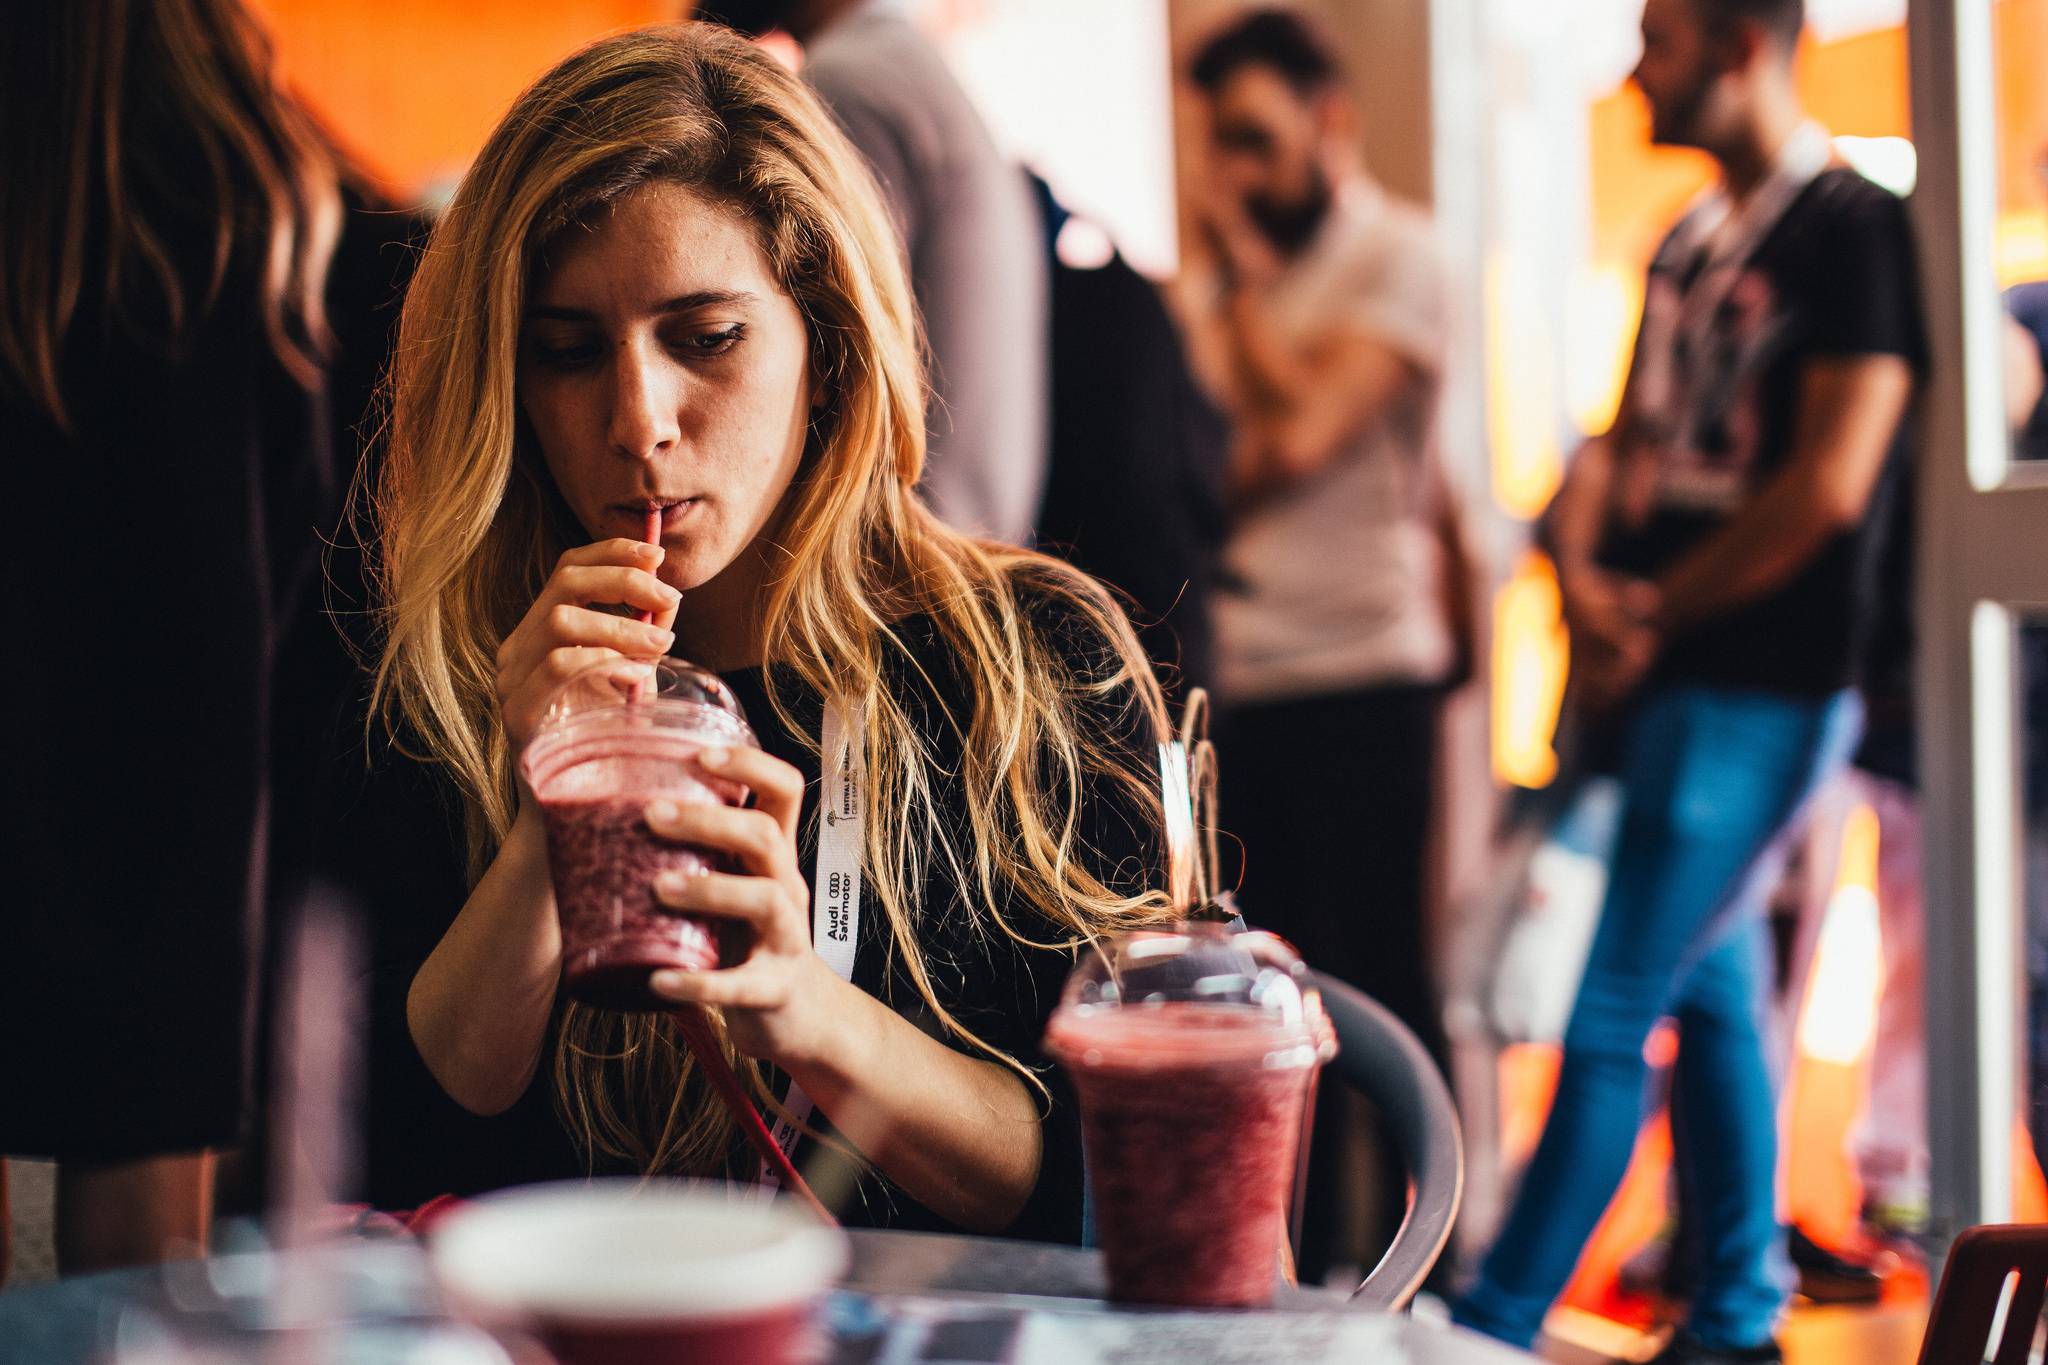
[661,545,741,598]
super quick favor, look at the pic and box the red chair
[1919,1224,2048,1365]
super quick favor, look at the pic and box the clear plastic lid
[1045,923,1336,1070]
[520,656,755,793]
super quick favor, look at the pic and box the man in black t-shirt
[1455,3,1926,1363]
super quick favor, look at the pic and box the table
[0,1230,1536,1363]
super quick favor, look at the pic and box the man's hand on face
[1200,182,1284,292]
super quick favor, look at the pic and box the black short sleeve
[1804,179,1928,369]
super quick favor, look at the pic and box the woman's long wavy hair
[0,0,340,432]
[371,23,1182,1178]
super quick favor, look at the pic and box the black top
[1599,167,1928,697]
[1034,231,1229,699]
[0,198,412,1160]
[321,601,1167,1242]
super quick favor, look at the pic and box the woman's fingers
[498,612,670,701]
[540,603,674,658]
[654,868,792,932]
[548,563,682,623]
[644,799,792,878]
[695,746,806,837]
[554,537,665,572]
[647,965,786,1011]
[497,646,614,732]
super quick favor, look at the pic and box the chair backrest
[1919,1224,2048,1365]
[1308,970,1464,1312]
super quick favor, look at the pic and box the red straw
[671,1008,834,1223]
[637,506,662,626]
[636,505,833,1224]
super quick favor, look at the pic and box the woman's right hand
[494,538,681,752]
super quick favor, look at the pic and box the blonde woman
[335,23,1178,1239]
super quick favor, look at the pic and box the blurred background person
[0,0,404,1275]
[2008,148,2048,460]
[1453,0,1926,1359]
[697,0,1048,545]
[1178,7,1476,1283]
[1031,183,1230,699]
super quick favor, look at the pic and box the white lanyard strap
[759,696,864,1187]
[1672,122,1831,341]
[1636,122,1833,445]
[757,697,1198,1190]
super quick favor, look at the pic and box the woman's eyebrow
[525,289,760,322]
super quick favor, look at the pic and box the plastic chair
[1308,970,1465,1312]
[1918,1224,2048,1365]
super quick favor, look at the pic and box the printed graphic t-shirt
[1600,167,1928,697]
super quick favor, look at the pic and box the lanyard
[1634,122,1833,452]
[755,698,1202,1189]
[758,696,864,1187]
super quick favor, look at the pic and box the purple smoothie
[529,724,749,1012]
[1047,1005,1316,1307]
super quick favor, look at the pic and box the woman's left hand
[644,746,844,1066]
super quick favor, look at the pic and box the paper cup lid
[429,1180,848,1325]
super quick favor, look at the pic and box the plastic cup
[1043,925,1335,1308]
[430,1179,847,1365]
[520,657,755,1012]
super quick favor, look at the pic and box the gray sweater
[805,1,1048,544]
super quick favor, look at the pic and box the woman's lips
[613,499,698,534]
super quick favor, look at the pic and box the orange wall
[1993,0,2048,209]
[249,0,680,198]
[1590,6,2047,283]
[1589,26,1913,274]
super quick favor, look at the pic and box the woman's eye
[673,324,745,357]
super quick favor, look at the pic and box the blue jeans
[1456,686,1863,1351]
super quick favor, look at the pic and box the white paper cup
[429,1180,847,1365]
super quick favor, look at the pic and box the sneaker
[1626,1331,1783,1364]
[1789,1225,1888,1305]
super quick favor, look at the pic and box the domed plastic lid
[520,657,755,793]
[1045,923,1336,1070]
[541,655,748,728]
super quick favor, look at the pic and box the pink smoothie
[530,727,747,1012]
[1045,1005,1316,1308]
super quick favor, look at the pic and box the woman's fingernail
[648,970,683,995]
[656,870,694,899]
[699,747,728,767]
[642,625,673,648]
[647,799,679,824]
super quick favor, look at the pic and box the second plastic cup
[1044,925,1335,1308]
[521,657,756,1012]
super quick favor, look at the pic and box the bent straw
[637,506,663,626]
[671,1007,833,1223]
[627,507,664,705]
[636,504,836,1223]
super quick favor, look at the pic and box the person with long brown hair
[333,22,1180,1236]
[0,0,345,1274]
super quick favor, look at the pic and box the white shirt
[1211,179,1458,704]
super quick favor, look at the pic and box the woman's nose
[607,342,682,462]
